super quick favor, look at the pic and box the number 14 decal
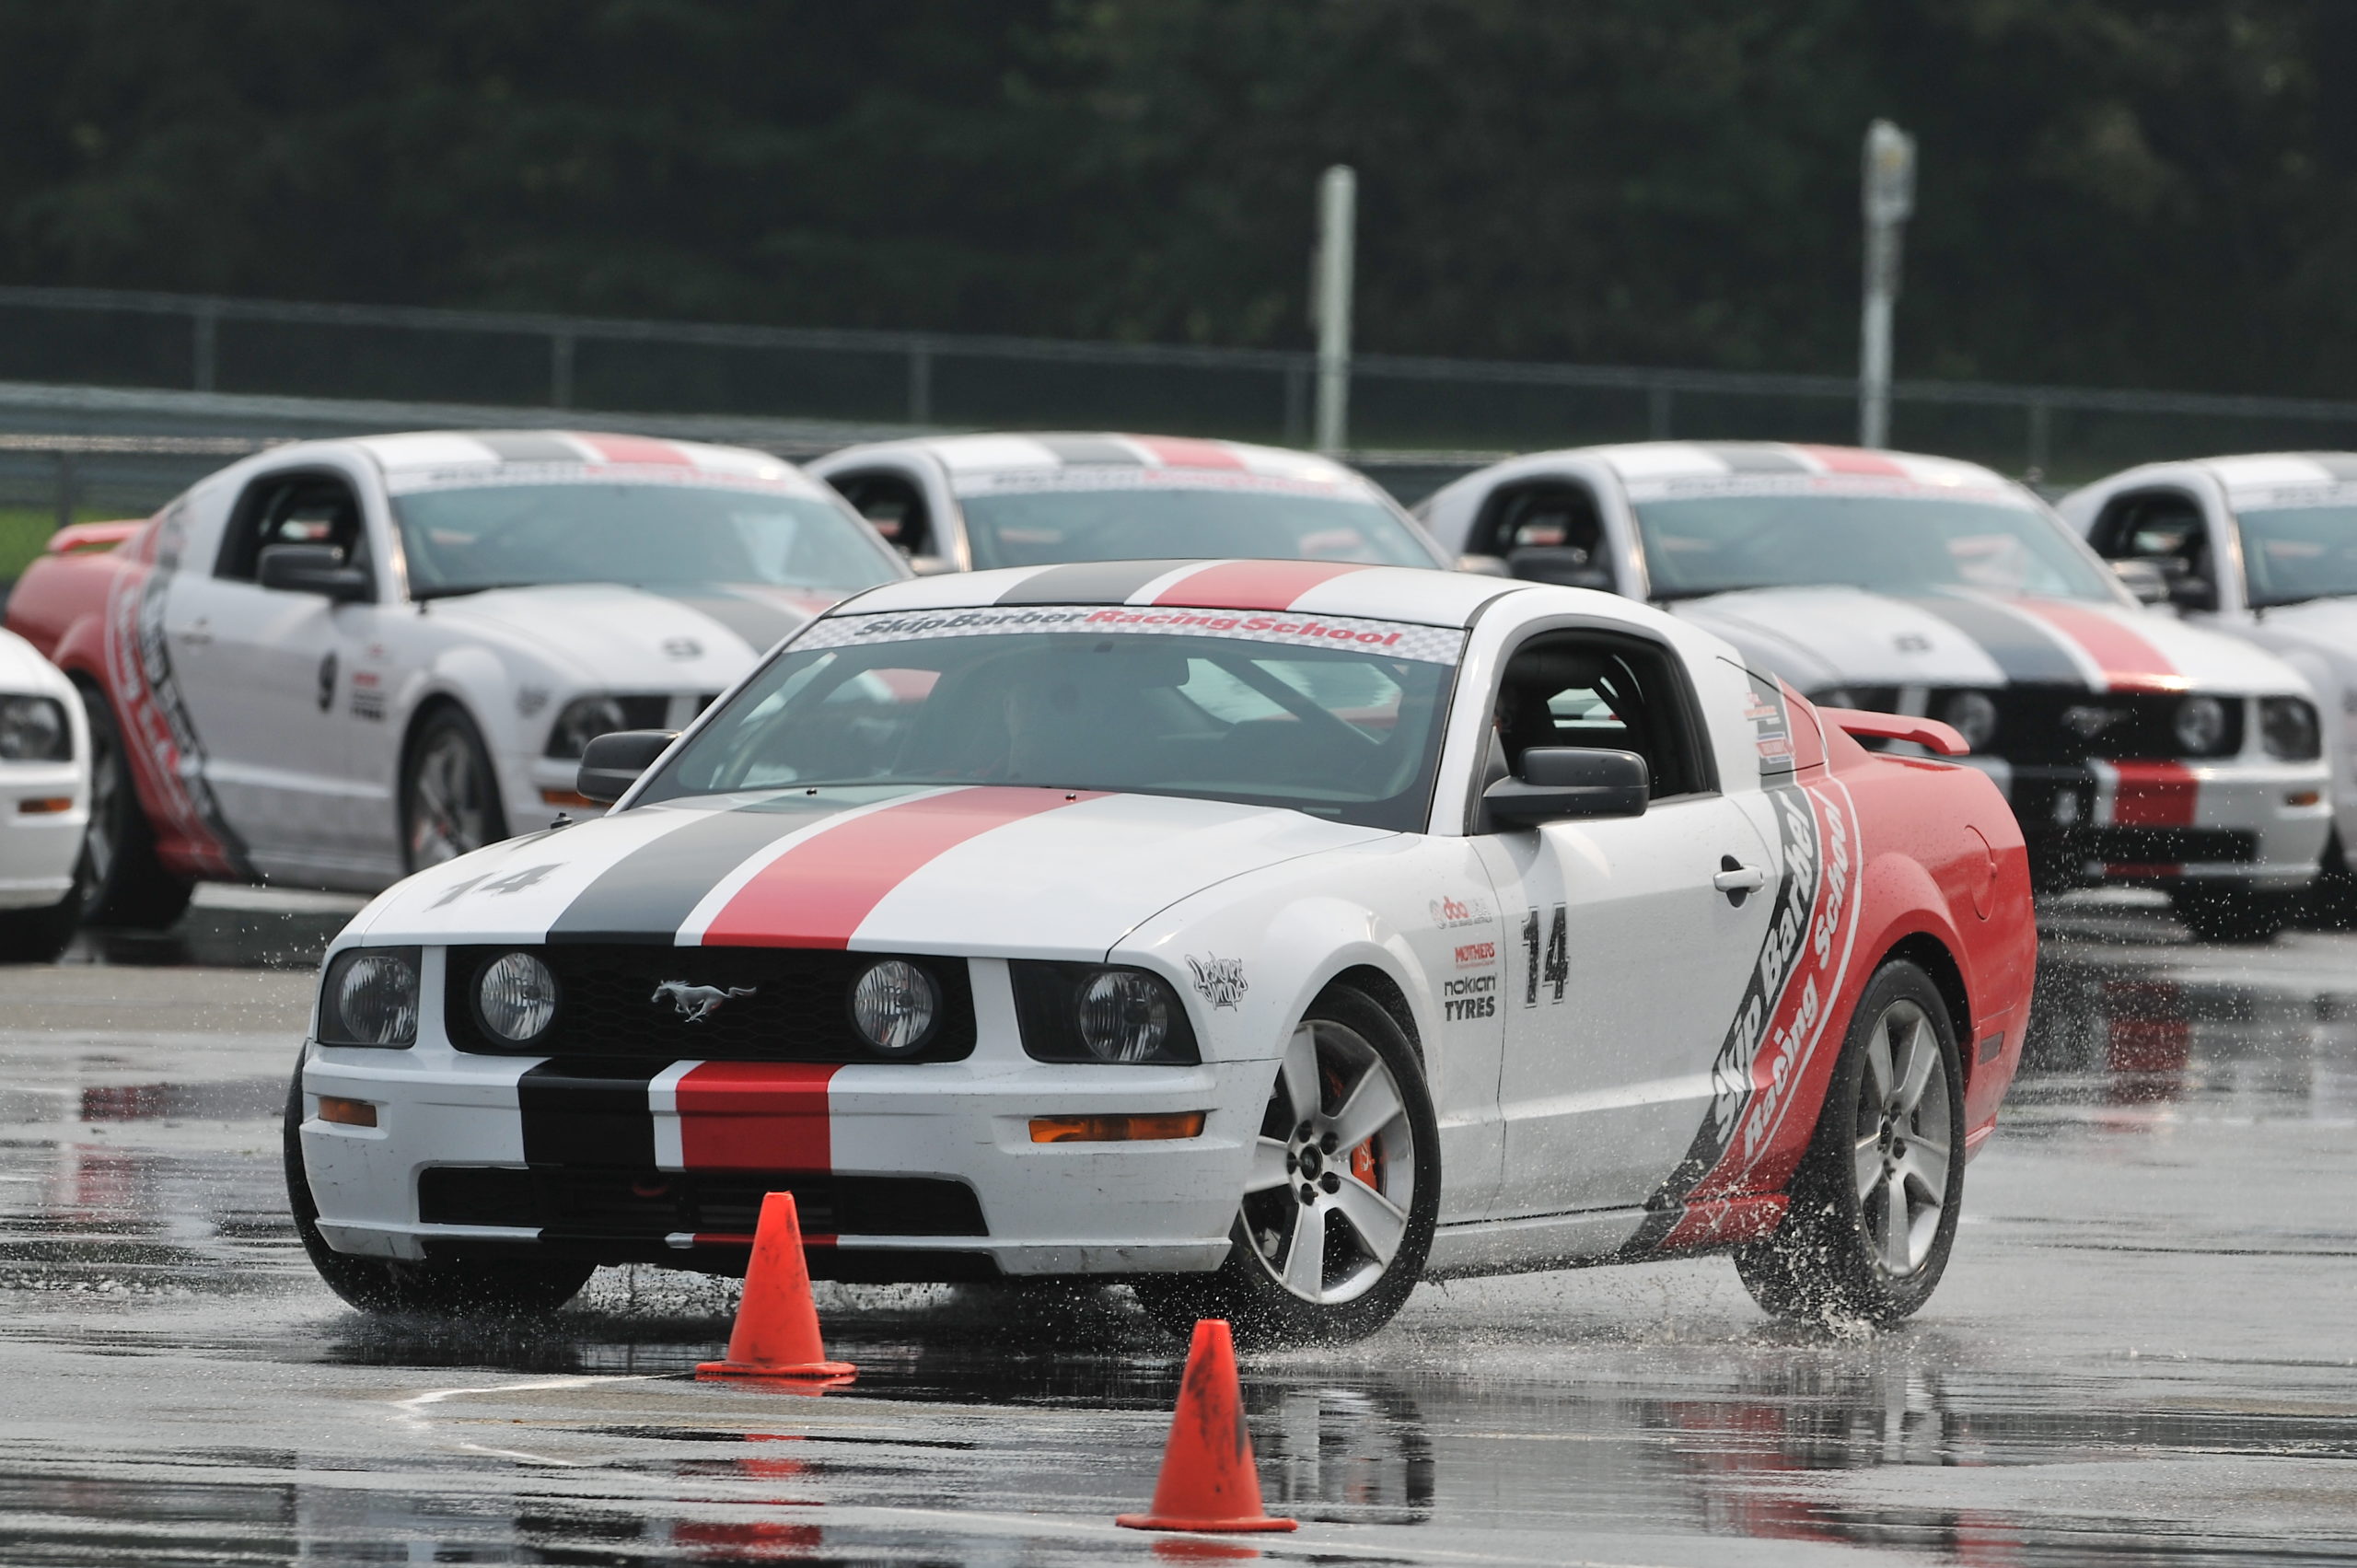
[1522,904,1568,1006]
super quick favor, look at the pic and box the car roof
[835,560,1528,629]
[1519,440,2013,492]
[843,432,1372,491]
[2185,452,2357,491]
[340,429,832,495]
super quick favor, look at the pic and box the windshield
[957,485,1438,570]
[390,482,904,598]
[636,606,1464,830]
[1631,492,2120,602]
[2237,504,2357,607]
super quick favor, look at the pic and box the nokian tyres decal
[1624,675,1862,1256]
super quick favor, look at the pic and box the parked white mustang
[4,431,909,923]
[0,628,89,959]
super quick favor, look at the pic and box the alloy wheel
[1853,997,1953,1276]
[1239,1019,1417,1306]
[407,726,493,866]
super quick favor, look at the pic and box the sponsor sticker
[798,605,1465,665]
[1442,970,1497,1021]
[951,466,1353,501]
[1429,893,1493,929]
[1453,940,1496,970]
[1187,954,1249,1009]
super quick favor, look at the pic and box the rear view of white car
[1419,441,2331,939]
[0,629,88,960]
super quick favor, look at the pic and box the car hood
[424,582,842,685]
[346,785,1392,954]
[1666,586,2307,696]
[0,627,70,697]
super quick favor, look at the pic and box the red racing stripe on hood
[1152,560,1373,610]
[673,1062,836,1171]
[2110,761,2197,829]
[1129,435,1246,470]
[576,433,691,465]
[701,786,1102,947]
[2006,599,2187,694]
[1793,445,1908,476]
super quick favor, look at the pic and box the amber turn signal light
[1029,1111,1206,1144]
[318,1096,378,1128]
[2287,790,2323,807]
[16,797,72,815]
[540,788,599,809]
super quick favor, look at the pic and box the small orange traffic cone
[1116,1318,1296,1533]
[695,1192,856,1381]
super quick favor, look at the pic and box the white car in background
[0,628,89,960]
[1417,441,2331,940]
[5,431,908,926]
[807,432,1453,573]
[2059,454,2357,914]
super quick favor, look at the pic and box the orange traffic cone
[1116,1318,1296,1533]
[695,1192,856,1381]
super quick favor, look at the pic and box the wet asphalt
[5,886,2357,1565]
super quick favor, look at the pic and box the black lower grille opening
[418,1166,988,1237]
[2082,827,2258,865]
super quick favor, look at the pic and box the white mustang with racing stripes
[290,558,2037,1342]
[1419,442,2331,940]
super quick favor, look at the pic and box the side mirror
[1506,546,1614,591]
[258,543,372,603]
[1454,552,1514,577]
[1482,747,1649,830]
[2109,559,2171,606]
[907,554,958,576]
[2166,573,2218,613]
[577,729,678,805]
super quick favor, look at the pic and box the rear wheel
[1134,984,1437,1348]
[73,679,192,929]
[2174,882,2292,944]
[402,706,509,872]
[284,1073,591,1316]
[1735,960,1965,1325]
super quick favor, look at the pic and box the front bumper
[0,759,86,911]
[1974,755,2331,891]
[298,957,1268,1279]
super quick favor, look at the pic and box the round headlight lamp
[549,695,629,761]
[0,695,68,761]
[1934,691,2000,751]
[478,951,559,1042]
[333,951,420,1046]
[851,960,939,1055]
[2260,696,2320,761]
[2174,694,2230,756]
[1076,970,1172,1063]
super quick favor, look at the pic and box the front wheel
[402,706,510,873]
[1134,984,1438,1348]
[73,679,193,929]
[284,1073,591,1316]
[1735,960,1965,1325]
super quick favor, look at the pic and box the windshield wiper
[410,582,541,601]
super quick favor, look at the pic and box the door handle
[1713,862,1768,895]
[177,620,213,648]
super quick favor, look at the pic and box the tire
[283,1073,592,1316]
[1133,983,1439,1348]
[2174,883,2292,945]
[0,892,76,963]
[2303,833,2357,931]
[72,679,193,929]
[1734,959,1965,1326]
[401,705,510,873]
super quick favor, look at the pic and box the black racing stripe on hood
[547,798,862,944]
[640,586,807,656]
[1910,593,2086,685]
[518,1059,662,1169]
[1698,444,1812,473]
[994,559,1193,605]
[475,432,584,462]
[1034,435,1143,466]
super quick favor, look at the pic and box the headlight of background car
[1933,691,2000,752]
[2260,696,2322,761]
[0,695,70,761]
[318,947,422,1047]
[2174,694,2234,757]
[850,959,941,1055]
[545,694,670,760]
[476,950,559,1043]
[1010,961,1201,1065]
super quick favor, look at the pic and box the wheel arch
[1879,931,1974,1091]
[1324,963,1424,1064]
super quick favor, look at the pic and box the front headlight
[477,951,559,1043]
[1010,961,1201,1064]
[1077,970,1174,1063]
[850,959,941,1056]
[0,695,69,761]
[545,694,669,760]
[2260,696,2321,761]
[319,947,421,1047]
[1934,691,2000,751]
[2174,694,2233,756]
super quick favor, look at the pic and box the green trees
[0,1,2348,394]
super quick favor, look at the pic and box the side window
[829,470,935,558]
[1489,632,1713,801]
[2088,488,2215,610]
[1471,480,1611,588]
[216,471,367,583]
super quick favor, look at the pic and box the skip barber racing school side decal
[1624,674,1863,1256]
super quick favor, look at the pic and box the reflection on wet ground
[6,889,2357,1562]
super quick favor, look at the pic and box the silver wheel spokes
[409,733,487,866]
[1240,1020,1415,1306]
[1853,1000,1952,1276]
[83,728,118,887]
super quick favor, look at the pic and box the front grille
[2081,827,2257,865]
[444,944,975,1063]
[1973,687,2242,763]
[418,1166,988,1237]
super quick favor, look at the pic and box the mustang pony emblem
[652,981,756,1022]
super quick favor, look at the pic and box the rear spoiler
[47,519,143,554]
[1816,706,1969,758]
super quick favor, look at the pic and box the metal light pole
[1858,121,1915,449]
[1312,165,1356,456]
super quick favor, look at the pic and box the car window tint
[2236,503,2357,607]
